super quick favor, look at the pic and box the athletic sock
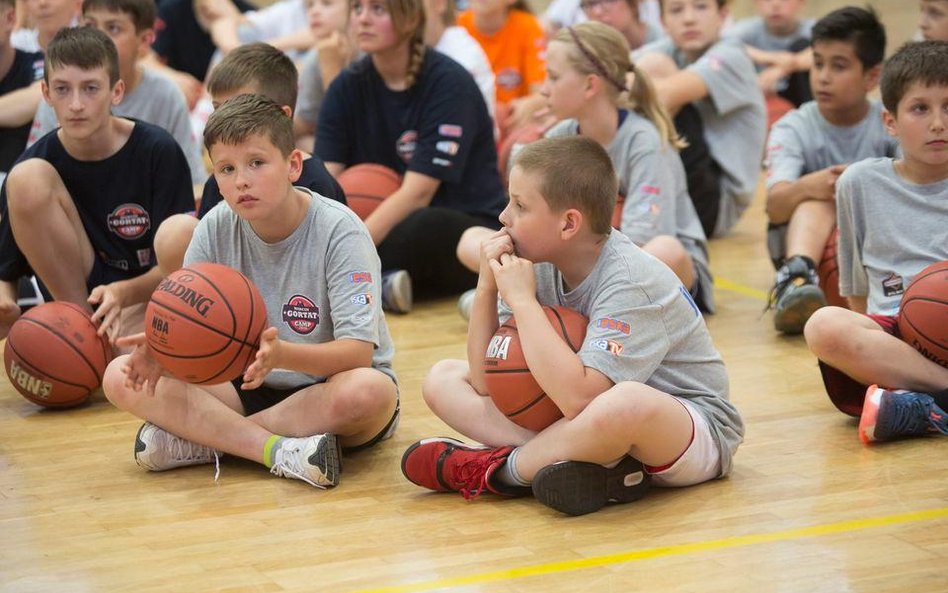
[263,435,286,468]
[494,447,531,488]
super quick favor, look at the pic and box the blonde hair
[383,0,427,88]
[553,22,685,150]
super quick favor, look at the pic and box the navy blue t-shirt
[0,50,44,174]
[315,50,506,220]
[0,120,194,282]
[198,154,347,218]
[153,0,255,81]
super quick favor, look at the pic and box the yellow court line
[714,277,770,303]
[347,507,948,593]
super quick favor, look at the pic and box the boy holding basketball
[103,94,399,488]
[0,26,193,343]
[401,136,743,516]
[804,41,948,443]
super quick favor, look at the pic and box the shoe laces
[270,443,325,489]
[764,259,819,313]
[164,433,221,481]
[882,393,943,436]
[451,450,504,500]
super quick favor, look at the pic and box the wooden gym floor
[2,178,947,593]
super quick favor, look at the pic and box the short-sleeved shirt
[501,231,743,476]
[546,112,713,312]
[185,189,396,389]
[315,50,506,220]
[458,9,546,104]
[199,155,346,218]
[28,68,207,185]
[0,50,44,176]
[153,0,256,81]
[835,158,948,316]
[0,120,194,283]
[765,100,899,189]
[637,37,767,236]
[726,16,814,55]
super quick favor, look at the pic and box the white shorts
[647,399,721,488]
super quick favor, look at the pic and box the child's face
[42,65,122,140]
[210,84,260,110]
[468,0,514,18]
[499,166,563,261]
[919,0,948,41]
[754,0,805,36]
[351,0,400,54]
[305,0,349,39]
[210,133,303,221]
[661,0,727,56]
[83,9,149,77]
[810,40,877,115]
[25,0,79,33]
[541,41,593,119]
[884,82,948,171]
[582,0,638,36]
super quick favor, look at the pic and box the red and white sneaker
[400,437,524,499]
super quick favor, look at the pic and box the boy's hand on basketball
[242,327,280,390]
[89,283,125,344]
[117,333,162,396]
[489,252,536,310]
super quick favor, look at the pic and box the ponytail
[626,63,686,150]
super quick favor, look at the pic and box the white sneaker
[457,288,476,321]
[381,270,413,314]
[134,422,219,472]
[270,433,341,488]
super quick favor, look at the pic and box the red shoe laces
[452,451,503,500]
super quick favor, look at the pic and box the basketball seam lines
[6,339,94,394]
[15,316,103,385]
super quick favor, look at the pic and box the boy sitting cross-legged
[401,136,743,515]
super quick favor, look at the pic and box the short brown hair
[881,41,948,113]
[513,136,617,235]
[207,42,298,109]
[45,26,120,87]
[204,94,296,157]
[82,0,156,33]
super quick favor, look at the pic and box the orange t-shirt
[458,9,546,105]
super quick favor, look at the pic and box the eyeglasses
[580,0,621,12]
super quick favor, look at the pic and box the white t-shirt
[435,26,496,121]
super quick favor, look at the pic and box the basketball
[3,302,111,408]
[483,306,588,431]
[337,163,402,220]
[898,261,948,368]
[145,263,268,385]
[818,227,847,308]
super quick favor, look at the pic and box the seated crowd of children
[0,0,946,516]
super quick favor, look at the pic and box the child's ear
[111,79,125,105]
[881,107,898,138]
[864,63,882,91]
[561,208,583,238]
[288,149,304,183]
[139,28,156,49]
[585,73,601,98]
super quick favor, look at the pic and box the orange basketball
[337,164,402,220]
[145,263,268,385]
[483,306,588,431]
[819,227,847,308]
[898,261,948,368]
[3,302,111,408]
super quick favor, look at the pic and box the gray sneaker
[457,288,476,321]
[134,422,218,472]
[768,255,827,334]
[270,433,341,488]
[381,270,413,314]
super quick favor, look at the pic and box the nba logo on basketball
[8,359,52,399]
[485,335,512,363]
[282,295,320,335]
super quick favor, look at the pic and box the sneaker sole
[310,433,342,487]
[133,423,152,471]
[532,459,651,516]
[774,285,826,334]
[400,437,486,491]
[858,385,883,445]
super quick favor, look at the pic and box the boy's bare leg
[5,159,94,307]
[785,199,835,264]
[805,307,948,392]
[0,280,21,340]
[422,359,538,447]
[154,213,198,276]
[456,226,495,273]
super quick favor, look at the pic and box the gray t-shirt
[766,100,899,189]
[184,188,396,388]
[727,16,814,54]
[835,158,948,316]
[637,37,767,236]
[28,68,207,186]
[502,231,743,476]
[295,49,327,129]
[546,113,713,312]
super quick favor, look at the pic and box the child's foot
[859,385,948,444]
[457,288,476,321]
[270,433,341,488]
[134,422,219,471]
[768,255,826,334]
[400,437,527,499]
[531,456,651,516]
[381,269,413,314]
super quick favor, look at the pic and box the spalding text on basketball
[8,359,52,398]
[486,335,511,361]
[156,277,216,317]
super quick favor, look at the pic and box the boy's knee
[804,306,847,352]
[584,383,654,432]
[101,356,132,408]
[5,159,62,212]
[154,214,198,274]
[422,359,465,409]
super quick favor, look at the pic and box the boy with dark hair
[0,26,193,341]
[0,0,44,184]
[764,6,896,335]
[26,0,206,187]
[103,94,399,489]
[401,136,743,516]
[804,40,948,443]
[153,42,345,274]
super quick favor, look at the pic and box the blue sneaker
[381,269,413,314]
[859,386,948,444]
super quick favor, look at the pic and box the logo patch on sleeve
[595,317,631,334]
[592,338,624,355]
[282,294,320,334]
[349,271,373,283]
